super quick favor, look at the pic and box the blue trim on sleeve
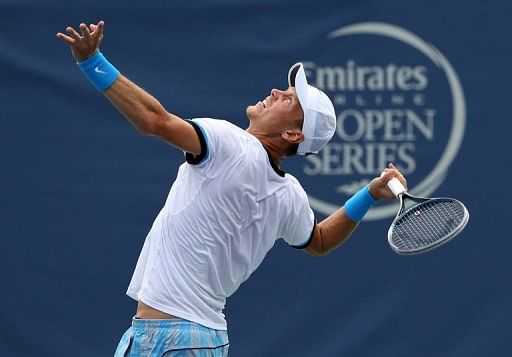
[185,120,209,165]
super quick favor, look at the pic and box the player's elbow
[138,111,167,136]
[305,246,327,257]
[304,228,330,257]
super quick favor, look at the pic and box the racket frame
[386,178,470,255]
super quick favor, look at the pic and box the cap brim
[289,62,313,154]
[288,62,309,110]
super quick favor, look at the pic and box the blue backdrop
[2,0,511,356]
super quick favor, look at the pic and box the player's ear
[282,129,304,144]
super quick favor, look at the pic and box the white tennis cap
[288,62,336,155]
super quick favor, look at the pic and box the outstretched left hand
[56,21,105,62]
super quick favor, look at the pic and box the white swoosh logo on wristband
[94,66,107,74]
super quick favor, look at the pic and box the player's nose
[271,89,283,98]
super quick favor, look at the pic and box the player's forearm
[313,208,358,256]
[306,184,378,256]
[73,50,173,135]
[104,75,168,134]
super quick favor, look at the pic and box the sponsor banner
[297,23,466,220]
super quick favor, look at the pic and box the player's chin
[246,105,260,119]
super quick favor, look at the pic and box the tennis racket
[386,178,469,255]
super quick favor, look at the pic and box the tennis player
[57,21,407,356]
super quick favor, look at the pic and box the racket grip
[387,177,406,197]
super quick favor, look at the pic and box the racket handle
[387,177,406,197]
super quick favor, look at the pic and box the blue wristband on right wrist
[77,51,120,91]
[343,184,377,221]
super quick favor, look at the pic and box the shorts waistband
[131,317,203,330]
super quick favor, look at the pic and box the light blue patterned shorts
[114,318,229,356]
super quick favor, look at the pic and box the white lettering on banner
[303,61,429,92]
[304,142,415,176]
[301,22,466,220]
[333,94,427,107]
[335,109,435,142]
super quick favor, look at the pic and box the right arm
[303,164,407,257]
[56,20,201,155]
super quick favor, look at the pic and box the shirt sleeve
[280,179,316,249]
[185,120,209,165]
[184,118,236,169]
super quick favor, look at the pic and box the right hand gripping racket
[386,178,469,255]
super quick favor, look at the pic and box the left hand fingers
[80,23,91,38]
[91,21,104,36]
[66,26,81,40]
[56,32,76,45]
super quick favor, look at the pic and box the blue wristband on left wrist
[77,51,120,91]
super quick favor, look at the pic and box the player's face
[246,87,304,134]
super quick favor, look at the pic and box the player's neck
[263,143,284,168]
[248,132,285,167]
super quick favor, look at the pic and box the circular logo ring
[307,22,467,220]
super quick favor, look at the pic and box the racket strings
[391,200,466,251]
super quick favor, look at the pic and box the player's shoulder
[191,118,244,134]
[284,172,302,186]
[192,118,257,151]
[281,172,308,197]
[187,118,257,167]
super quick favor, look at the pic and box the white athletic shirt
[126,118,315,330]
